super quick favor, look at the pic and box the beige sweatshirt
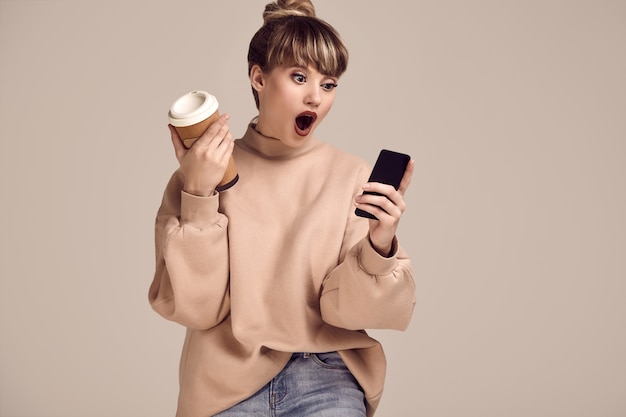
[149,125,416,417]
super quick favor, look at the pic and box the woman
[149,1,416,415]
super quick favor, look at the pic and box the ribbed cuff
[180,190,221,228]
[357,236,399,275]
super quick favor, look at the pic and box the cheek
[265,89,292,115]
[279,88,301,107]
[262,90,285,116]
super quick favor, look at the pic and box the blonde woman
[150,1,416,415]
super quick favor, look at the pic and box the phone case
[355,149,411,220]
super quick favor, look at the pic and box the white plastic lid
[168,91,219,127]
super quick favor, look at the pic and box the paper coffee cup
[168,91,238,192]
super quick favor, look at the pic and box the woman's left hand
[354,160,415,256]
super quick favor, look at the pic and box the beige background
[1,0,625,416]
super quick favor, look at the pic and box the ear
[250,65,266,92]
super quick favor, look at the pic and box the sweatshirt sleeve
[148,170,231,330]
[319,164,416,331]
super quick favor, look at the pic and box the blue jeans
[213,352,366,417]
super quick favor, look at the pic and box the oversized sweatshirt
[149,124,416,417]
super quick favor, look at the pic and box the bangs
[258,16,348,77]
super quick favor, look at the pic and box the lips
[294,111,318,137]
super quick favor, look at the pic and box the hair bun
[263,0,316,23]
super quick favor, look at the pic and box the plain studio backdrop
[1,0,625,416]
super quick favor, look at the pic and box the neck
[240,123,320,159]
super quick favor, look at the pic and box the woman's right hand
[169,114,234,197]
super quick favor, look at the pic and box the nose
[305,86,321,107]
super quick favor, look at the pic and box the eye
[292,73,307,84]
[321,82,338,91]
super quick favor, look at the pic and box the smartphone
[355,149,411,220]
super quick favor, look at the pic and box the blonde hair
[248,0,349,108]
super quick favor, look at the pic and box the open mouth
[294,111,317,136]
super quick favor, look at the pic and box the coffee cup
[168,91,239,192]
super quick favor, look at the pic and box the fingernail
[362,183,370,189]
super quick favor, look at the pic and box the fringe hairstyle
[248,0,349,108]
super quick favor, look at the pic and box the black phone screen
[355,149,411,220]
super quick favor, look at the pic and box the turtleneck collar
[237,123,322,160]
